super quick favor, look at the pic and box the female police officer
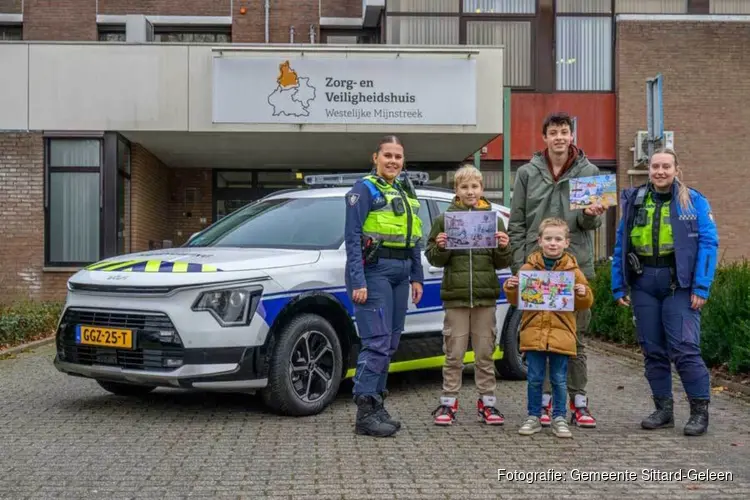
[344,135,424,437]
[611,147,718,436]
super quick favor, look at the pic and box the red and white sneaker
[540,400,552,427]
[570,398,597,428]
[477,397,505,425]
[432,397,458,426]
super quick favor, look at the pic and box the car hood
[82,247,322,273]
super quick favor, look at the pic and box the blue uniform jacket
[611,182,719,300]
[344,178,425,290]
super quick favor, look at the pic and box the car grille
[56,308,184,372]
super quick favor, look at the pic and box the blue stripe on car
[257,273,511,327]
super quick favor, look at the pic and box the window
[463,0,536,14]
[556,16,612,91]
[187,197,346,250]
[116,138,131,256]
[417,199,433,236]
[98,27,126,42]
[710,0,750,13]
[557,0,612,13]
[387,0,459,13]
[615,0,687,12]
[435,200,451,215]
[0,24,22,40]
[466,20,532,87]
[386,16,459,44]
[153,26,231,43]
[46,139,101,266]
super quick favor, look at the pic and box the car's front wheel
[262,313,343,416]
[96,380,156,397]
[495,307,527,380]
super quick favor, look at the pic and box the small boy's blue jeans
[526,351,569,419]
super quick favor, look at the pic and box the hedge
[589,258,750,375]
[0,300,63,349]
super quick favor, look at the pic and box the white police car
[54,172,526,416]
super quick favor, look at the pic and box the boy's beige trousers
[441,307,497,397]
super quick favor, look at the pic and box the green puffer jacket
[425,197,513,309]
[508,147,603,280]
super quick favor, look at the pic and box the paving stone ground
[1,342,750,499]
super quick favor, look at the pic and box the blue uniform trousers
[631,266,711,400]
[348,258,412,397]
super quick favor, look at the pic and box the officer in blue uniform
[611,148,718,436]
[344,135,424,438]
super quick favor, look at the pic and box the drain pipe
[289,25,295,43]
[265,0,270,43]
[309,24,316,43]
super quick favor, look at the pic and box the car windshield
[185,196,345,250]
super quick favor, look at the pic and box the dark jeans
[527,351,569,419]
[631,266,710,400]
[542,308,590,400]
[347,258,411,397]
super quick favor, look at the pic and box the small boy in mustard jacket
[504,217,594,438]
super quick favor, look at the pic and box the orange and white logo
[267,60,317,117]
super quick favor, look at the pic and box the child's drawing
[570,174,617,210]
[518,270,575,312]
[444,211,497,250]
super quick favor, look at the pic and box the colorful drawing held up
[570,174,617,210]
[518,270,575,312]
[444,211,497,250]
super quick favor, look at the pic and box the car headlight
[191,286,262,327]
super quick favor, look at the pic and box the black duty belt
[376,247,411,260]
[639,254,676,268]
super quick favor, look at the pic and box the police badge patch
[348,193,360,206]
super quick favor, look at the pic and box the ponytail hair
[650,147,694,213]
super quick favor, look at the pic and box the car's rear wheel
[495,307,527,380]
[96,380,156,397]
[262,313,343,416]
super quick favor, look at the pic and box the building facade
[1,0,749,302]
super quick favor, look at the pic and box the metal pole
[503,87,511,207]
[474,151,480,170]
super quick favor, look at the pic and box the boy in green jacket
[425,164,513,425]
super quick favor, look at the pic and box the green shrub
[589,260,637,346]
[700,259,750,374]
[589,258,750,375]
[0,300,63,348]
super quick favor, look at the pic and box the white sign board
[212,56,477,125]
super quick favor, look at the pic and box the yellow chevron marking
[145,261,161,272]
[172,261,189,273]
[344,346,504,379]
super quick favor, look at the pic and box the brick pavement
[1,343,750,499]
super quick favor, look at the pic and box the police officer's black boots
[684,398,709,436]
[641,396,674,429]
[354,395,398,437]
[376,390,401,430]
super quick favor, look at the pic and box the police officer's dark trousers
[348,256,411,436]
[632,266,711,435]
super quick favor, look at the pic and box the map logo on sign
[267,60,317,117]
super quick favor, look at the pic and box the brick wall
[98,0,231,16]
[167,169,213,247]
[233,0,320,43]
[130,144,170,252]
[0,0,22,13]
[616,20,750,261]
[0,133,73,303]
[321,0,362,18]
[23,0,96,41]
